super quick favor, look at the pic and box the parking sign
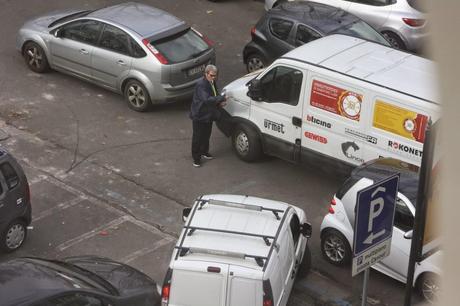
[352,174,399,276]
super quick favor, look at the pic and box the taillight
[328,197,336,214]
[263,279,273,306]
[402,18,425,27]
[192,28,214,47]
[142,39,168,64]
[161,268,172,306]
[250,26,256,38]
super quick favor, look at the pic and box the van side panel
[227,276,261,306]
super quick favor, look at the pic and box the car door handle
[117,60,126,66]
[79,49,89,55]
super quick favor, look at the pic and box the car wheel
[382,31,406,50]
[23,41,50,73]
[232,124,262,162]
[418,273,440,304]
[124,80,152,112]
[297,244,312,279]
[1,220,27,252]
[321,230,351,266]
[246,53,267,73]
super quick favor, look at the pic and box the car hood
[63,256,156,295]
[23,9,85,31]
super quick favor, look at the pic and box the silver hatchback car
[17,2,216,111]
[266,0,428,52]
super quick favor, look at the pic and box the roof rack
[175,246,268,267]
[174,196,292,271]
[197,198,285,220]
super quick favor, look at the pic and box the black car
[243,1,391,72]
[0,148,31,252]
[0,256,160,306]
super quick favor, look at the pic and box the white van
[161,194,312,306]
[217,34,440,167]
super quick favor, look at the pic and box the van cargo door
[227,272,261,306]
[168,262,229,306]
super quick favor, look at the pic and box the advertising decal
[373,100,428,143]
[310,80,363,121]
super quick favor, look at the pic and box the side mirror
[300,222,312,238]
[403,230,413,239]
[247,79,262,101]
[54,28,63,38]
[182,207,192,222]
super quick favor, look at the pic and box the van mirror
[300,222,312,238]
[403,230,413,239]
[247,79,262,101]
[182,207,192,222]
[54,28,63,38]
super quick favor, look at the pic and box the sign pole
[361,268,370,306]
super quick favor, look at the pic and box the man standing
[190,65,227,167]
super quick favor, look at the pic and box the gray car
[17,2,216,112]
[266,0,428,52]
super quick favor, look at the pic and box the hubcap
[6,224,25,250]
[422,278,440,304]
[235,132,249,155]
[247,57,264,72]
[128,84,146,108]
[324,235,346,263]
[383,33,401,49]
[26,47,43,69]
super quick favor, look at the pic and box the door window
[269,18,294,41]
[259,66,303,105]
[0,163,19,190]
[394,197,414,232]
[43,293,104,306]
[289,214,301,249]
[99,24,130,55]
[130,38,146,58]
[60,20,102,45]
[295,25,321,47]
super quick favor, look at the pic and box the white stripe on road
[32,196,86,222]
[121,238,173,264]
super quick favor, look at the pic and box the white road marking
[32,196,86,221]
[121,238,173,264]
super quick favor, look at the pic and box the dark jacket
[190,77,225,122]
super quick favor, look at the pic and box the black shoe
[202,153,214,160]
[193,160,201,167]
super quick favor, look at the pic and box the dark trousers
[192,121,213,162]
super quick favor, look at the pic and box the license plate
[187,64,205,77]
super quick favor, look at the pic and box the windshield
[332,20,391,47]
[150,28,210,64]
[48,10,92,28]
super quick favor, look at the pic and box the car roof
[267,1,359,34]
[351,158,419,203]
[88,2,187,38]
[0,258,81,305]
[282,34,438,104]
[176,194,291,269]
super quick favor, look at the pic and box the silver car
[265,0,428,52]
[17,2,215,112]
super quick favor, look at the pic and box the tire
[321,229,351,266]
[382,31,406,50]
[417,273,440,304]
[1,220,27,253]
[246,53,267,73]
[124,80,152,112]
[297,244,312,279]
[232,124,262,162]
[23,41,50,73]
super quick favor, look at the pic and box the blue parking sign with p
[353,174,399,256]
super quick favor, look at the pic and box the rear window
[332,20,390,47]
[150,29,209,64]
[0,163,19,190]
[269,18,293,41]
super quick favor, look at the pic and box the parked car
[266,0,428,51]
[16,2,215,112]
[320,158,441,303]
[0,148,31,253]
[0,256,160,306]
[161,194,312,306]
[244,1,390,72]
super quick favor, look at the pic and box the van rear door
[168,262,229,306]
[227,267,262,306]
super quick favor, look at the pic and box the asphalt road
[0,0,423,305]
